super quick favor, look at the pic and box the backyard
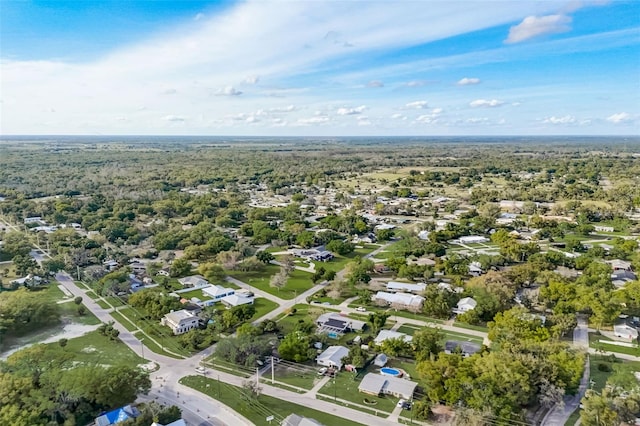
[229,264,315,300]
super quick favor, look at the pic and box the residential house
[177,275,209,288]
[594,225,615,233]
[453,297,477,314]
[10,275,42,286]
[24,216,44,224]
[611,270,637,288]
[95,405,140,426]
[459,236,489,244]
[417,230,430,240]
[468,262,483,277]
[202,285,235,301]
[316,312,366,334]
[373,353,388,367]
[358,373,417,400]
[220,294,254,308]
[386,281,426,294]
[614,324,639,340]
[160,310,200,335]
[103,260,119,271]
[373,329,413,345]
[373,291,425,311]
[282,414,324,426]
[316,346,349,370]
[444,340,482,357]
[607,259,633,272]
[129,262,147,275]
[406,257,436,267]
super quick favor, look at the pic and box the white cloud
[217,86,243,96]
[243,75,260,84]
[431,107,443,114]
[606,112,631,123]
[405,80,428,87]
[194,13,205,21]
[367,80,384,88]
[297,116,330,125]
[457,77,481,85]
[390,113,407,120]
[506,15,572,44]
[337,105,366,115]
[405,100,428,109]
[543,115,576,124]
[269,105,296,113]
[466,117,489,124]
[162,115,186,122]
[469,99,504,108]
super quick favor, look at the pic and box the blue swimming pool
[380,367,401,377]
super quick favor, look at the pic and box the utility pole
[256,366,260,388]
[271,356,275,384]
[77,265,81,281]
[140,338,145,360]
[217,375,221,398]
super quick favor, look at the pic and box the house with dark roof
[95,405,140,426]
[444,340,482,357]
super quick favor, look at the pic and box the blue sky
[1,0,638,136]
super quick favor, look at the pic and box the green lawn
[181,376,367,426]
[250,298,279,322]
[589,333,640,357]
[318,369,398,414]
[229,264,315,300]
[310,246,378,273]
[115,306,189,358]
[452,322,489,333]
[350,303,445,324]
[396,324,483,346]
[44,330,144,368]
[110,310,139,332]
[175,288,214,302]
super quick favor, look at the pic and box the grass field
[44,329,144,368]
[396,324,484,346]
[250,298,279,322]
[229,264,314,300]
[181,375,367,426]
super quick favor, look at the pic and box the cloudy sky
[1,0,638,136]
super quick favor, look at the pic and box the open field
[181,375,367,426]
[228,264,314,299]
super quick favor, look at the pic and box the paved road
[542,316,591,426]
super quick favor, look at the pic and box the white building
[160,310,200,335]
[374,329,413,345]
[220,294,254,308]
[614,324,639,340]
[374,291,424,310]
[316,346,349,370]
[202,285,235,301]
[454,297,477,314]
[358,373,417,399]
[178,275,209,288]
[459,236,489,244]
[386,281,426,294]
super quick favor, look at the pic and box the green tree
[278,331,312,362]
[488,306,550,344]
[368,312,389,334]
[256,251,275,264]
[170,257,192,277]
[412,327,444,362]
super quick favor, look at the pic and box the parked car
[317,367,328,376]
[397,399,406,408]
[356,307,366,312]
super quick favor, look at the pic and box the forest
[1,136,640,425]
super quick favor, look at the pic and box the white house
[386,281,426,294]
[459,236,489,244]
[607,259,633,272]
[594,225,615,233]
[160,310,200,335]
[220,294,254,308]
[316,345,349,370]
[358,373,417,399]
[374,291,424,310]
[202,285,235,301]
[178,275,209,288]
[24,216,44,224]
[454,297,477,314]
[103,260,119,271]
[374,329,413,345]
[417,230,430,240]
[468,262,483,276]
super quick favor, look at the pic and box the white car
[397,399,406,408]
[356,307,366,312]
[195,366,206,374]
[318,367,328,376]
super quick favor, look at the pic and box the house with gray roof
[358,373,417,399]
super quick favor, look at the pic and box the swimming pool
[380,367,402,377]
